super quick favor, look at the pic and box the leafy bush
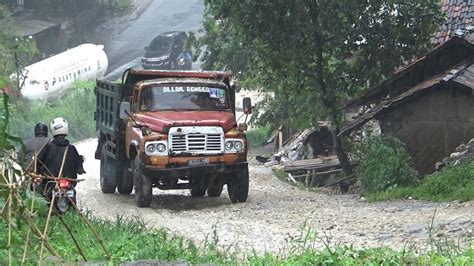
[355,135,419,193]
[421,160,474,200]
[9,81,96,143]
[368,160,474,202]
[245,125,271,148]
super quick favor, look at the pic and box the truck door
[125,87,140,158]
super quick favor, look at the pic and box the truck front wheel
[117,162,133,195]
[189,177,206,197]
[100,146,118,194]
[133,157,152,207]
[227,167,249,203]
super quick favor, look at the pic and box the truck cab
[95,69,251,207]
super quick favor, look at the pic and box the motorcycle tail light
[59,179,70,188]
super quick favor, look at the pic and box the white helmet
[50,117,69,136]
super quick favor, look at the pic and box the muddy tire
[190,186,206,197]
[207,185,223,197]
[100,146,117,194]
[227,167,249,203]
[133,157,152,207]
[117,162,133,195]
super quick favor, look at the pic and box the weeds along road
[75,138,473,254]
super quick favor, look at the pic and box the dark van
[141,31,192,70]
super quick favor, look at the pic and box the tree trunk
[332,126,353,177]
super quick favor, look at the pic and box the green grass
[1,210,472,265]
[366,160,474,202]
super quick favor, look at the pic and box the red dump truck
[94,69,251,207]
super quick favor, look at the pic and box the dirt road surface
[75,138,473,254]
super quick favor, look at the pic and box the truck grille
[169,127,224,155]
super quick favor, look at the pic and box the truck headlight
[146,144,156,153]
[224,139,245,153]
[157,143,166,153]
[145,141,168,156]
[225,141,234,150]
[234,141,243,151]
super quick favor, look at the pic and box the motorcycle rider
[36,117,85,191]
[21,122,50,172]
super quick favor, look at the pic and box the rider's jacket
[37,136,85,180]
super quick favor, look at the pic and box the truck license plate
[188,158,209,166]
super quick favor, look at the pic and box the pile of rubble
[435,138,474,170]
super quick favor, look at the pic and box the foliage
[9,81,96,143]
[245,125,271,148]
[199,0,444,131]
[115,0,131,12]
[355,135,419,193]
[0,5,37,90]
[367,159,474,202]
[1,211,473,264]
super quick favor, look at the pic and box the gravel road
[74,138,473,254]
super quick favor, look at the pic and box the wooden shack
[341,30,474,174]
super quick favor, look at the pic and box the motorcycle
[45,178,76,214]
[176,52,192,70]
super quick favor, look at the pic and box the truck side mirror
[243,97,252,114]
[119,102,131,120]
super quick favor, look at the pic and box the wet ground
[76,0,473,255]
[75,139,473,255]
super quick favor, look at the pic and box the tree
[0,5,37,91]
[199,0,443,176]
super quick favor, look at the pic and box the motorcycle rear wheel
[56,195,70,213]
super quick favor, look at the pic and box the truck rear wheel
[227,167,249,203]
[117,162,133,195]
[100,146,118,194]
[133,157,152,207]
[207,185,223,197]
[190,187,206,197]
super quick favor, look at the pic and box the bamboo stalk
[19,215,59,258]
[69,197,110,258]
[58,215,87,261]
[12,192,60,257]
[29,172,85,182]
[1,170,10,183]
[39,146,69,262]
[58,147,69,179]
[35,157,55,177]
[7,192,12,266]
[11,221,39,264]
[22,183,37,264]
[38,194,56,263]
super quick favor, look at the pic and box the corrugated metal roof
[339,62,474,136]
[434,0,474,44]
[345,31,474,109]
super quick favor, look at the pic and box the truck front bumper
[142,161,248,179]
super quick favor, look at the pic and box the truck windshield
[140,85,230,111]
